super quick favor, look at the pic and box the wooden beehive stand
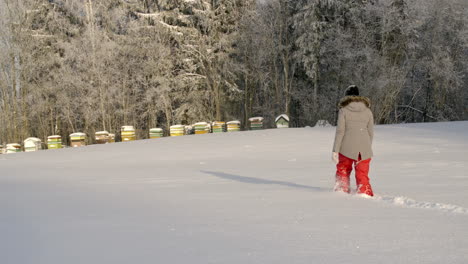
[249,117,264,130]
[149,128,164,139]
[95,131,110,144]
[227,120,241,132]
[70,132,87,147]
[24,137,42,152]
[47,135,62,149]
[121,126,136,142]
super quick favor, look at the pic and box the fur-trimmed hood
[338,96,371,111]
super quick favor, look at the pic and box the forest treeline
[1,0,467,144]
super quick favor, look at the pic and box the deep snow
[1,122,468,264]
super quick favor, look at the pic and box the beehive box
[212,121,226,133]
[194,122,209,135]
[170,125,185,137]
[24,137,42,152]
[95,131,110,144]
[47,135,62,149]
[149,128,164,139]
[70,132,86,147]
[275,114,290,128]
[6,143,22,154]
[109,133,116,143]
[0,145,3,154]
[315,120,332,127]
[227,120,241,132]
[249,117,264,130]
[121,126,136,142]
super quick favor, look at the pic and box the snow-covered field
[1,121,468,264]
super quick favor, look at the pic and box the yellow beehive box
[24,137,42,152]
[121,126,136,141]
[70,132,86,147]
[47,135,62,149]
[227,120,241,132]
[109,133,116,143]
[170,125,185,137]
[194,122,209,135]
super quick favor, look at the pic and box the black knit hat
[345,85,359,96]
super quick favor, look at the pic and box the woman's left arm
[333,109,346,153]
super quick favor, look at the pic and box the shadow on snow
[201,170,328,192]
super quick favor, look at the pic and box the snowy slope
[1,122,468,264]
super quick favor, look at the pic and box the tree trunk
[214,78,221,121]
[283,53,290,116]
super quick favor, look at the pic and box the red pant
[335,153,373,196]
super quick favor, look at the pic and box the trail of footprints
[367,194,468,215]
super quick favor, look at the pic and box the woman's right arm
[368,110,374,144]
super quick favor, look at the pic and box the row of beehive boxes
[0,127,160,153]
[118,120,254,139]
[0,138,46,153]
[169,115,290,136]
[170,120,241,136]
[0,133,112,153]
[0,115,290,153]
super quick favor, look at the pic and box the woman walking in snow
[332,85,374,196]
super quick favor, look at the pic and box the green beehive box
[249,117,264,130]
[150,128,164,139]
[47,135,62,149]
[212,122,226,133]
[6,143,22,154]
[275,114,290,128]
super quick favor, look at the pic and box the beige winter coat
[332,96,374,160]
